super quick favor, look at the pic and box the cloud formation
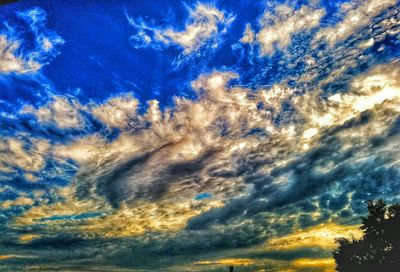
[8,60,400,243]
[127,3,234,54]
[187,60,400,229]
[0,8,64,74]
[1,0,400,271]
[315,0,398,46]
[3,58,400,270]
[250,3,325,55]
[21,96,84,129]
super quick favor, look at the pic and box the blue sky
[0,0,400,271]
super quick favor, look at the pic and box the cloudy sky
[0,0,399,271]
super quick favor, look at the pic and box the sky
[0,0,399,271]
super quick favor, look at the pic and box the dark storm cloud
[0,221,269,271]
[240,246,331,261]
[74,143,221,208]
[75,142,174,207]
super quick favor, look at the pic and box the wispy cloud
[250,3,325,55]
[0,7,64,74]
[126,2,234,54]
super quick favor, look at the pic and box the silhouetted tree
[333,199,400,271]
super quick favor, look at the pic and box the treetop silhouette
[333,199,400,271]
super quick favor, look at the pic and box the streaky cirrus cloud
[0,7,64,74]
[126,2,234,54]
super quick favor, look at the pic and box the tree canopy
[333,199,400,271]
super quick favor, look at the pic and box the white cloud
[158,3,234,54]
[240,23,255,44]
[21,96,84,129]
[255,4,325,55]
[127,3,234,54]
[0,138,49,173]
[0,35,35,73]
[21,93,141,130]
[297,60,400,146]
[90,93,139,129]
[19,71,296,235]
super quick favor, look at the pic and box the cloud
[264,223,362,251]
[48,71,295,210]
[5,71,295,248]
[2,58,400,272]
[0,137,49,173]
[240,23,255,44]
[0,35,32,73]
[254,4,325,55]
[19,93,140,132]
[240,0,399,93]
[0,196,34,209]
[314,0,398,46]
[299,60,400,139]
[21,96,84,129]
[0,7,64,74]
[1,2,400,270]
[90,93,139,129]
[1,196,34,209]
[126,3,234,54]
[157,3,234,54]
[186,60,400,229]
[1,60,395,267]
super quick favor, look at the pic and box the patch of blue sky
[0,175,45,193]
[318,0,354,24]
[0,160,77,196]
[0,188,19,202]
[0,74,54,107]
[0,206,27,223]
[195,192,212,201]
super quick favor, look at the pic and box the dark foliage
[332,199,400,271]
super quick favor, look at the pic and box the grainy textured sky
[0,0,399,271]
